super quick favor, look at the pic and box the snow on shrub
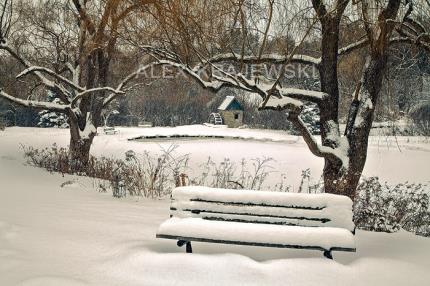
[191,157,274,190]
[37,92,69,128]
[354,177,430,236]
[299,102,320,135]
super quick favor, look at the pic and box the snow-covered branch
[0,89,69,113]
[279,88,328,104]
[258,95,303,111]
[72,87,124,107]
[195,52,321,70]
[338,38,369,57]
[339,22,430,57]
[0,42,72,104]
[259,94,347,166]
[17,66,85,93]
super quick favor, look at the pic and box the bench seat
[157,217,356,252]
[103,127,118,135]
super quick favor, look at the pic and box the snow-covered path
[0,126,430,285]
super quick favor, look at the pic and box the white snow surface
[171,186,355,231]
[1,125,429,189]
[261,95,303,109]
[157,218,355,250]
[173,186,352,207]
[1,126,430,285]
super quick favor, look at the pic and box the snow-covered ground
[0,126,429,285]
[1,125,429,188]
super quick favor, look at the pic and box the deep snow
[0,126,429,285]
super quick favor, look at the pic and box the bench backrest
[170,186,355,232]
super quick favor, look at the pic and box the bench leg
[186,242,192,253]
[177,240,193,253]
[323,250,333,259]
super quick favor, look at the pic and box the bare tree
[143,0,429,199]
[0,0,158,170]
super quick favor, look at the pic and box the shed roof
[218,96,243,111]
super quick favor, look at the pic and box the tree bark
[323,51,390,200]
[69,130,94,172]
[68,114,97,173]
[317,15,346,196]
[318,0,400,200]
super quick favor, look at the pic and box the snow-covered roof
[218,96,243,111]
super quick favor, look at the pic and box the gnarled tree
[145,0,429,199]
[0,0,158,170]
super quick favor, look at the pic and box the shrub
[354,177,430,236]
[21,144,279,198]
[190,157,274,190]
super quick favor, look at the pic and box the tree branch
[0,89,68,113]
[311,0,328,19]
[279,88,328,104]
[0,43,72,104]
[72,87,124,107]
[259,97,340,162]
[102,61,175,107]
[196,52,321,69]
[16,66,85,92]
[71,0,95,34]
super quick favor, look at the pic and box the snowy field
[1,125,429,188]
[0,126,430,285]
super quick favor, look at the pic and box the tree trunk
[323,52,389,200]
[317,16,350,196]
[69,132,94,173]
[66,44,110,172]
[68,113,97,173]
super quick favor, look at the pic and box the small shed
[214,96,244,128]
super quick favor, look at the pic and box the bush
[190,157,274,190]
[354,177,430,236]
[21,144,279,199]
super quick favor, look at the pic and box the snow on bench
[156,186,356,259]
[103,126,118,135]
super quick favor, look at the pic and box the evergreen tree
[300,102,320,135]
[37,92,68,128]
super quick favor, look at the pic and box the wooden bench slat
[172,210,333,227]
[174,209,331,222]
[194,216,324,227]
[189,198,325,210]
[174,186,353,210]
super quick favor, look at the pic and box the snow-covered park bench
[103,126,118,135]
[156,186,356,259]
